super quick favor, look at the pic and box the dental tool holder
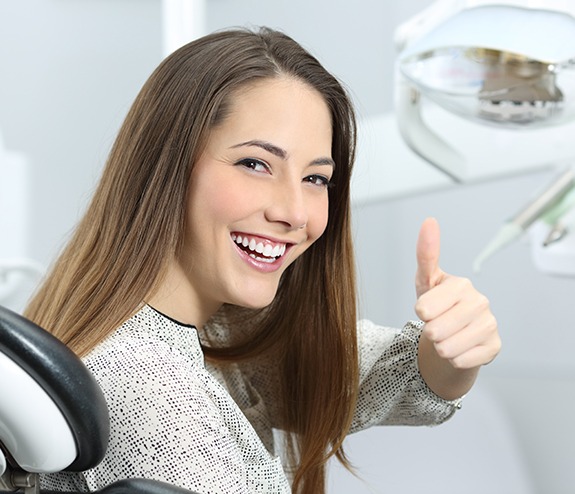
[530,218,575,276]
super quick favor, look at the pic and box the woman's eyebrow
[230,139,335,168]
[231,140,287,159]
[311,157,336,168]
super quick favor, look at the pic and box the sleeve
[80,335,252,494]
[350,319,463,433]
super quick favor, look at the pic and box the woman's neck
[146,261,220,329]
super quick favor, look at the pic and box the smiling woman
[23,26,500,494]
[147,77,334,324]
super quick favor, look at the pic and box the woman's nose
[264,182,308,230]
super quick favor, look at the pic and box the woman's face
[180,77,333,314]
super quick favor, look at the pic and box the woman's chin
[231,285,278,311]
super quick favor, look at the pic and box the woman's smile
[231,233,289,265]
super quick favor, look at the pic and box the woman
[26,27,500,493]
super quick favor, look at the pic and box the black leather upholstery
[0,305,109,471]
[98,478,197,494]
[40,478,197,494]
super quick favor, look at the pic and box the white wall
[0,0,163,266]
[1,1,573,492]
[0,0,163,311]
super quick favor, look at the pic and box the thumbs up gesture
[415,218,501,399]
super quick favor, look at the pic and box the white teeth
[248,253,275,263]
[232,234,287,259]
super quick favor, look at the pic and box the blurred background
[1,1,573,492]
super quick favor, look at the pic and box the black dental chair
[0,305,195,494]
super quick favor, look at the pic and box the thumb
[416,217,443,297]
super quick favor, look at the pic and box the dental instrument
[473,168,575,272]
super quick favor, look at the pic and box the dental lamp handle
[395,75,466,182]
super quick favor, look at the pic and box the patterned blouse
[41,304,460,493]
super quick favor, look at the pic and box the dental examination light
[390,1,575,275]
[395,0,575,182]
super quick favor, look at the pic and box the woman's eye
[236,158,269,173]
[304,174,333,188]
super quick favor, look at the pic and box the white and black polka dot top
[41,304,460,493]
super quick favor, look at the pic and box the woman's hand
[414,218,501,400]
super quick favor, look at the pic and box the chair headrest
[0,305,109,472]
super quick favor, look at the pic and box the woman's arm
[415,218,501,401]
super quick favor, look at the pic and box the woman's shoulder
[84,305,204,371]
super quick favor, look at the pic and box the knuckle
[450,356,467,370]
[482,313,499,338]
[492,334,503,355]
[414,300,431,322]
[435,341,451,359]
[477,293,490,311]
[423,323,439,342]
[457,277,473,291]
[488,314,499,333]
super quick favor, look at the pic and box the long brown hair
[25,27,358,493]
